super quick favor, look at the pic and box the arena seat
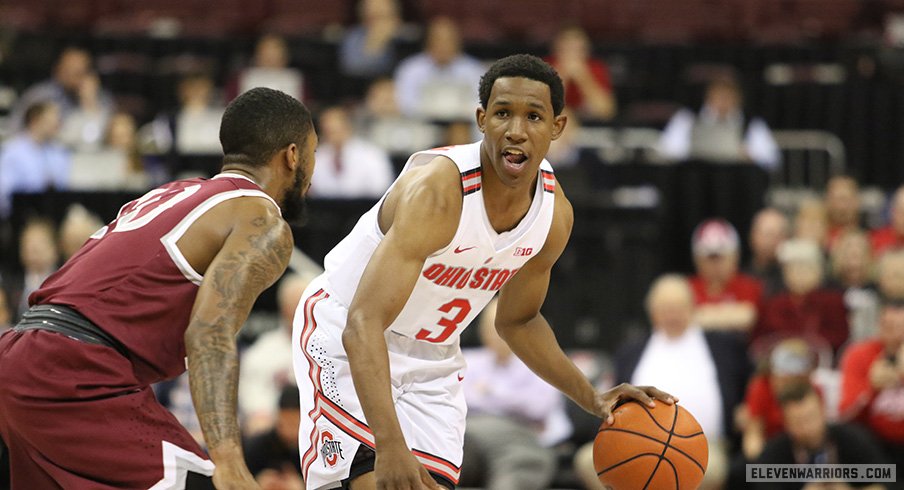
[261,0,350,35]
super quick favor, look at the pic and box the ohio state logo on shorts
[320,430,345,467]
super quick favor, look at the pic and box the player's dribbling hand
[592,383,677,427]
[375,445,442,490]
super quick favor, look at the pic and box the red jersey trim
[541,170,555,193]
[461,168,481,196]
[298,289,330,480]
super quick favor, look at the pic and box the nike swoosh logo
[454,246,476,254]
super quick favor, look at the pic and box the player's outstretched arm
[342,158,460,490]
[496,188,675,424]
[184,198,293,489]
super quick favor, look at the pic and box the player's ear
[476,106,486,134]
[551,113,568,141]
[285,143,299,171]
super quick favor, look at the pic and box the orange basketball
[593,401,708,490]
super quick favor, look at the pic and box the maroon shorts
[0,329,214,489]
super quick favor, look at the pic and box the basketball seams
[596,428,706,474]
[594,402,709,489]
[596,453,665,476]
[628,401,701,437]
[642,403,678,490]
[659,455,679,489]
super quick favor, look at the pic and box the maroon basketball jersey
[31,173,279,384]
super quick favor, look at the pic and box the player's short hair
[220,87,313,167]
[479,54,565,116]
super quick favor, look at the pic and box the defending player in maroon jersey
[0,87,316,489]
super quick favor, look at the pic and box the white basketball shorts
[291,278,467,490]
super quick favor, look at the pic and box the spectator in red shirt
[754,239,849,353]
[839,300,904,463]
[688,218,764,332]
[740,338,819,460]
[825,176,863,250]
[754,382,888,490]
[871,185,904,255]
[545,26,616,121]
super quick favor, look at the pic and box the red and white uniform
[292,141,556,489]
[0,173,278,488]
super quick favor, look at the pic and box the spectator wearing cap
[753,239,849,353]
[839,300,904,464]
[745,208,790,296]
[738,338,821,461]
[688,218,764,332]
[871,185,904,256]
[753,382,888,490]
[577,275,750,490]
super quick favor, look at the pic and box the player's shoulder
[392,155,463,210]
[195,186,287,242]
[551,179,574,234]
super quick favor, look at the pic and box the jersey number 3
[415,299,471,343]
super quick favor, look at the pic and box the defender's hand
[374,445,442,490]
[590,383,676,427]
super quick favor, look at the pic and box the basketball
[593,401,708,490]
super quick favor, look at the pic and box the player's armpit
[184,201,292,471]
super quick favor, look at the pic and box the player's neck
[220,164,281,202]
[480,163,536,207]
[480,168,537,234]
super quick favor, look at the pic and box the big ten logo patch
[514,247,533,257]
[320,430,345,467]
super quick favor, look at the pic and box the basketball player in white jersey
[292,54,674,490]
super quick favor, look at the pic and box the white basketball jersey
[321,141,556,345]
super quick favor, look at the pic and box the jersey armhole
[161,190,280,286]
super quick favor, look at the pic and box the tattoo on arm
[187,316,242,448]
[186,215,292,451]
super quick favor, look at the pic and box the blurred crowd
[2,1,904,489]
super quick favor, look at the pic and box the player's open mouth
[502,149,528,172]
